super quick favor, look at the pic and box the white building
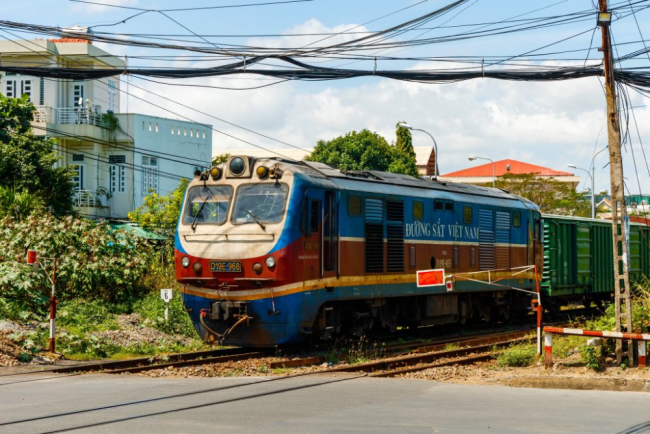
[0,35,212,218]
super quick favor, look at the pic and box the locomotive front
[175,155,305,346]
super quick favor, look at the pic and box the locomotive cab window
[413,201,424,220]
[232,183,289,225]
[183,185,233,225]
[434,200,444,211]
[513,211,521,228]
[348,194,361,216]
[463,206,473,224]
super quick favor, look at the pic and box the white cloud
[121,20,650,193]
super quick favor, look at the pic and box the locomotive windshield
[232,183,289,225]
[183,185,233,225]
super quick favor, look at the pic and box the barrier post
[544,333,553,369]
[49,259,57,353]
[639,342,647,369]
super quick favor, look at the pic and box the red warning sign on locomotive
[416,269,446,287]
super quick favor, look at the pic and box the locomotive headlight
[210,167,221,180]
[256,166,269,178]
[252,263,263,275]
[265,256,276,269]
[181,256,190,268]
[192,262,203,275]
[229,157,246,176]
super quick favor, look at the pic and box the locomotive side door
[303,189,339,280]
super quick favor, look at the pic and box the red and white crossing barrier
[543,326,650,369]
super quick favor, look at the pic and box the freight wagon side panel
[592,222,614,294]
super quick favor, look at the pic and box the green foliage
[307,129,419,178]
[0,95,75,215]
[129,179,189,237]
[0,186,44,220]
[586,278,650,334]
[0,214,154,313]
[57,299,120,333]
[494,173,591,217]
[134,290,197,338]
[580,345,602,370]
[212,153,230,166]
[496,344,537,367]
[395,121,415,160]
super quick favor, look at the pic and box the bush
[134,290,197,338]
[496,344,537,367]
[0,214,157,314]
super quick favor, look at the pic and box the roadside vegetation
[497,281,650,370]
[0,96,208,364]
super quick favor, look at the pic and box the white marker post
[160,288,173,321]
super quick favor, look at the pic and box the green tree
[307,129,419,178]
[0,95,75,215]
[494,173,591,217]
[0,186,44,220]
[395,121,415,160]
[212,153,230,166]
[129,179,190,237]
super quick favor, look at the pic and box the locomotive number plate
[210,261,242,273]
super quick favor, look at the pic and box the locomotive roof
[258,157,538,210]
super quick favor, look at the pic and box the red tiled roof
[49,38,91,44]
[441,159,574,177]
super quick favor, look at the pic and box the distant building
[0,34,212,218]
[439,159,580,187]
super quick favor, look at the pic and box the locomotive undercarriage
[312,291,532,341]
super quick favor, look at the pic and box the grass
[496,344,537,367]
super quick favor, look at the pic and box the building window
[203,131,206,139]
[72,83,84,107]
[142,155,159,195]
[184,128,187,136]
[109,155,126,193]
[21,80,32,100]
[107,79,116,112]
[39,77,45,105]
[177,127,181,135]
[71,155,85,191]
[155,123,159,133]
[5,80,15,98]
[149,122,152,132]
[171,126,175,135]
[190,129,193,137]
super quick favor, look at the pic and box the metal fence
[74,190,102,208]
[33,105,104,127]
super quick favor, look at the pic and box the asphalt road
[0,372,649,434]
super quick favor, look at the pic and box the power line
[70,0,315,12]
[0,29,307,159]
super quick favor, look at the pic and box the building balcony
[73,189,108,208]
[34,105,104,127]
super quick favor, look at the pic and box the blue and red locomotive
[175,155,546,347]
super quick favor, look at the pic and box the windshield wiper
[242,208,266,231]
[191,194,212,232]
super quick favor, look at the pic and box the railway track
[1,306,597,380]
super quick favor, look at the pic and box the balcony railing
[74,189,105,208]
[33,105,104,127]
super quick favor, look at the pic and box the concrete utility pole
[599,0,634,364]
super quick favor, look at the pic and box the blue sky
[5,0,650,193]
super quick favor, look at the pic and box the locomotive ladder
[600,0,634,364]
